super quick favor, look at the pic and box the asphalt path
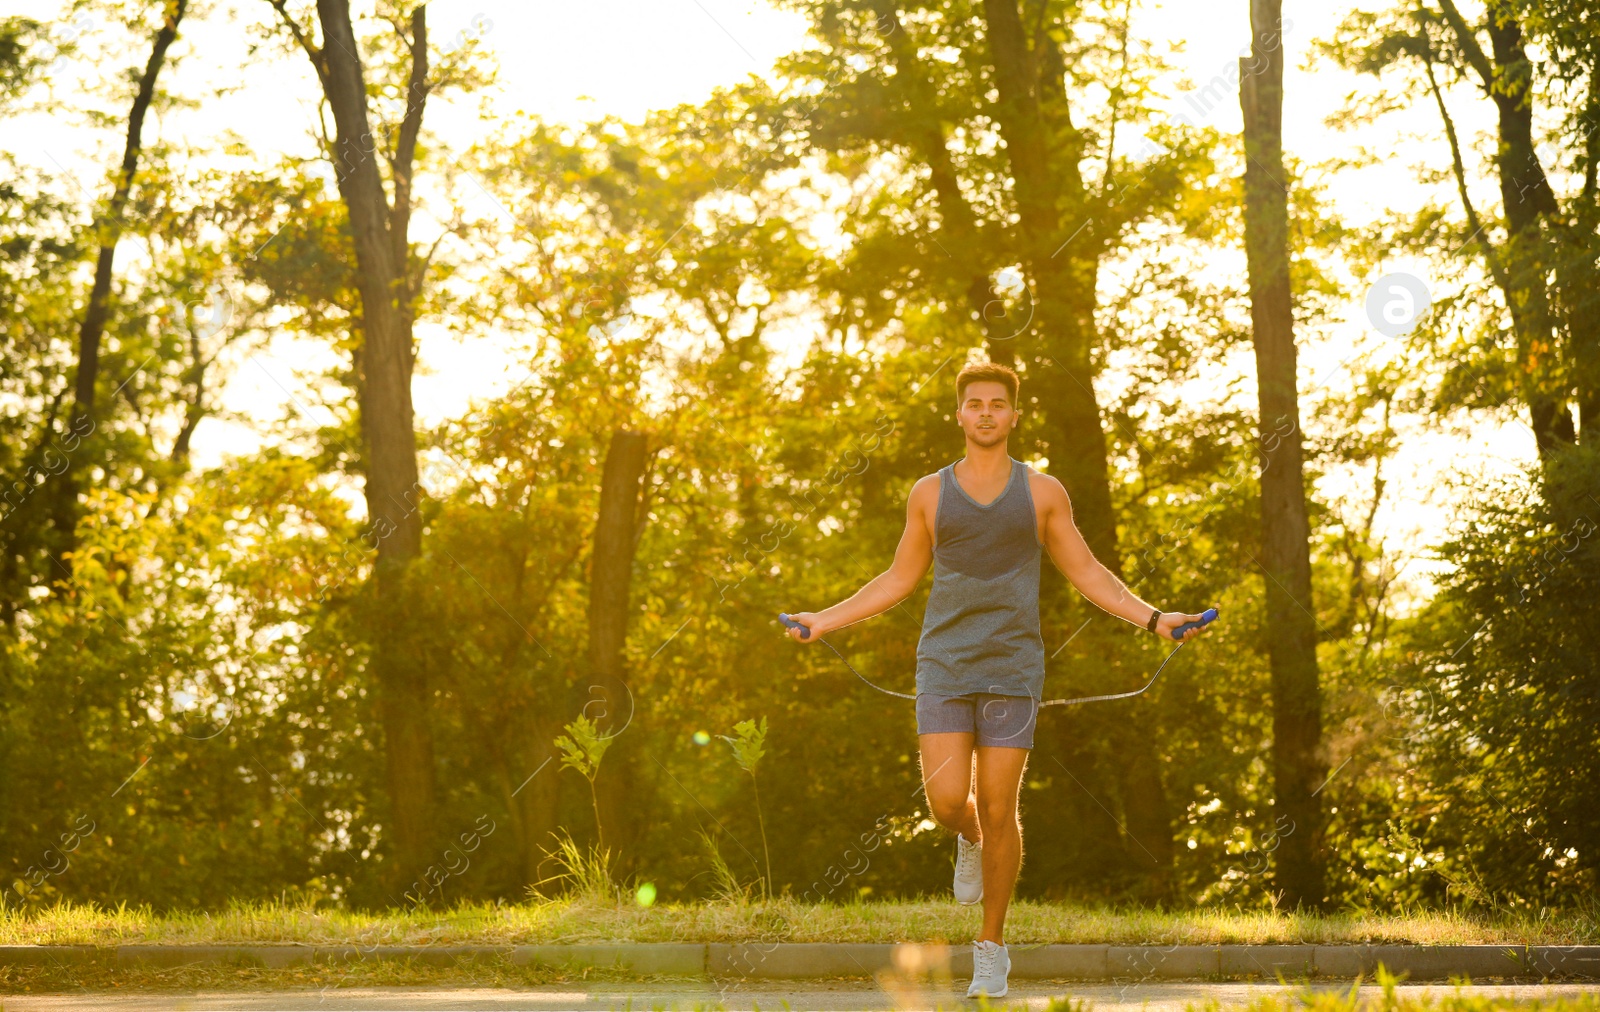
[2,980,1598,1010]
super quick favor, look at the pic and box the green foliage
[698,828,757,905]
[719,717,768,775]
[533,830,614,906]
[3,0,1597,920]
[721,717,773,898]
[0,16,46,110]
[556,715,613,858]
[555,715,612,784]
[1320,0,1600,449]
[1390,447,1600,908]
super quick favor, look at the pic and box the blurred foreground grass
[1167,972,1600,1012]
[2,897,1596,946]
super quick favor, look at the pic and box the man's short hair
[955,362,1020,407]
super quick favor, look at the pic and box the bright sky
[4,0,1542,597]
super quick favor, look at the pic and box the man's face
[956,380,1018,449]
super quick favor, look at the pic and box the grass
[1162,969,1600,1012]
[1,904,1597,1004]
[0,897,1595,948]
[1167,992,1600,1012]
[1,961,1598,1008]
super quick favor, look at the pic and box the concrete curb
[0,943,1595,980]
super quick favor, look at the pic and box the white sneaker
[953,832,983,905]
[966,938,1010,998]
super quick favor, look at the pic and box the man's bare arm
[1034,473,1209,640]
[782,475,937,641]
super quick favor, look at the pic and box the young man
[783,362,1209,999]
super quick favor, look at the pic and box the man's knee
[926,791,969,829]
[976,794,1018,831]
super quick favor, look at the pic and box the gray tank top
[915,457,1046,698]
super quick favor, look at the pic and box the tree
[766,0,1219,890]
[1434,0,1573,456]
[585,429,651,875]
[1323,0,1598,460]
[46,0,189,578]
[1403,447,1600,905]
[1523,0,1600,438]
[264,0,439,892]
[786,0,1156,566]
[1238,0,1325,906]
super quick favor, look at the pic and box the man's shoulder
[900,471,944,513]
[1025,467,1068,502]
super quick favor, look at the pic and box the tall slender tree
[1435,0,1573,457]
[1324,1,1597,456]
[1238,0,1325,906]
[976,0,1121,568]
[48,0,189,577]
[978,0,1182,886]
[266,0,436,891]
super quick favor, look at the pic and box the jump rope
[777,608,1218,708]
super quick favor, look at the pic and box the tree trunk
[587,430,650,875]
[977,0,1121,566]
[515,724,564,891]
[978,0,1174,885]
[1484,5,1574,454]
[1438,0,1575,458]
[1238,0,1325,908]
[49,0,188,574]
[308,0,434,895]
[1116,729,1176,896]
[1034,263,1123,567]
[1571,66,1600,443]
[1034,738,1134,896]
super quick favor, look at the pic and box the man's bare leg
[918,732,980,842]
[974,745,1028,943]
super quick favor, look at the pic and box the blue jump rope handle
[778,613,811,640]
[1172,607,1219,640]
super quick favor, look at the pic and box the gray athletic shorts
[915,692,1037,749]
